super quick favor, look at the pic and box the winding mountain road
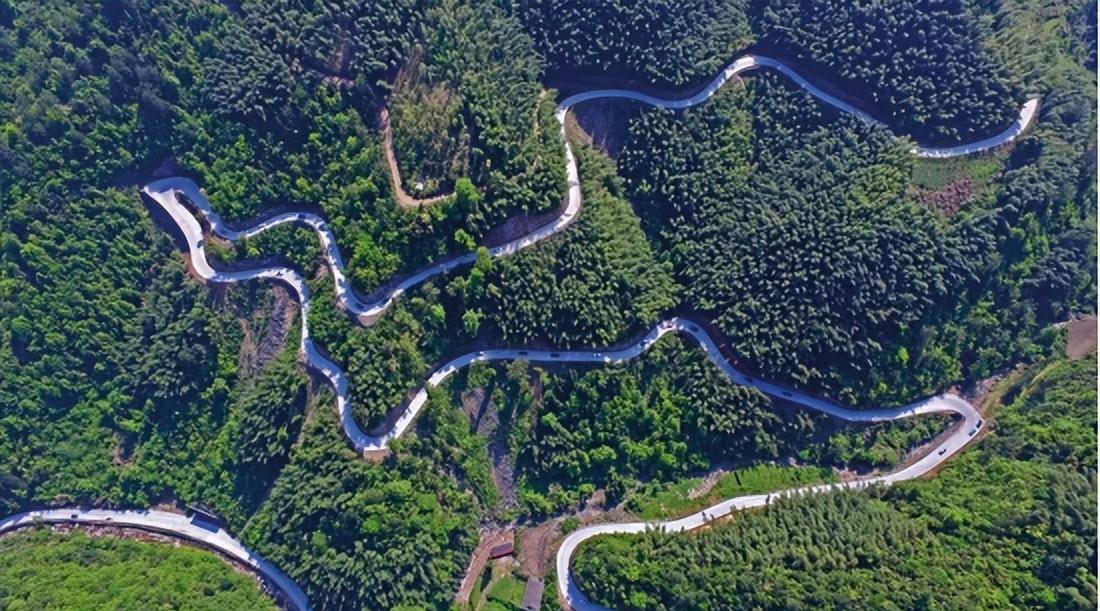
[20,53,1031,610]
[0,508,309,611]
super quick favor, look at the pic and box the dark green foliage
[575,356,1098,609]
[517,335,779,510]
[192,0,565,293]
[204,0,425,127]
[481,333,941,517]
[753,0,1019,144]
[306,277,433,429]
[389,71,469,197]
[423,0,565,234]
[516,0,752,87]
[0,529,276,610]
[485,146,678,348]
[0,1,1094,608]
[243,404,478,611]
[621,77,955,403]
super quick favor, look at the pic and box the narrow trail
[378,107,454,209]
[24,54,1035,611]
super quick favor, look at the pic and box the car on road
[938,447,947,455]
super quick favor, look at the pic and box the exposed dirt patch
[568,98,641,157]
[462,388,487,424]
[488,436,517,511]
[909,178,974,216]
[687,468,726,500]
[1066,315,1097,359]
[454,529,514,605]
[463,387,519,510]
[111,433,131,466]
[237,287,296,377]
[517,520,558,578]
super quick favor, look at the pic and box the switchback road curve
[0,508,309,611]
[47,53,1028,610]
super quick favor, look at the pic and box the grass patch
[484,573,525,608]
[910,154,1005,192]
[626,464,836,520]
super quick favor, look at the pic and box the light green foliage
[626,464,834,520]
[243,403,478,610]
[0,529,276,610]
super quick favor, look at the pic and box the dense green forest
[0,528,276,610]
[439,331,947,519]
[752,0,1019,144]
[518,0,1022,145]
[617,0,1096,407]
[515,0,752,87]
[574,355,1098,609]
[0,0,1094,608]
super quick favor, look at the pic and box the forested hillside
[617,0,1096,407]
[0,529,277,610]
[519,0,1021,145]
[752,0,1019,144]
[443,331,944,519]
[515,0,752,87]
[0,0,1094,609]
[620,76,960,405]
[574,355,1098,609]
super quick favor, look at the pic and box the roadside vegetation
[0,528,276,610]
[574,354,1098,609]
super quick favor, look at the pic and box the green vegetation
[516,0,752,87]
[621,77,958,405]
[441,332,949,519]
[753,0,1019,145]
[242,403,478,610]
[574,356,1098,609]
[0,528,276,610]
[618,0,1095,406]
[389,62,470,197]
[485,146,678,347]
[0,0,1093,608]
[484,573,525,609]
[625,464,834,520]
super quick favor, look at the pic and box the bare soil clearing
[1066,315,1097,358]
